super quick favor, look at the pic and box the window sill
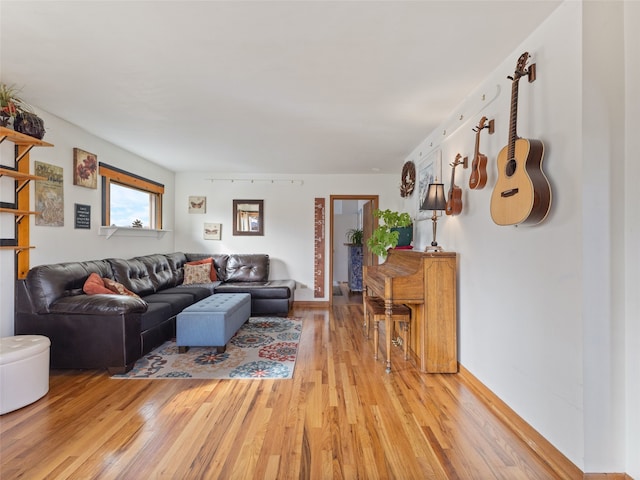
[99,226,170,239]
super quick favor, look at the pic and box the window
[99,163,164,229]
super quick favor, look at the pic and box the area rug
[112,317,302,380]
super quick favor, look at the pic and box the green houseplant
[0,83,24,127]
[345,228,363,245]
[366,209,413,257]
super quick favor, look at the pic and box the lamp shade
[421,183,446,211]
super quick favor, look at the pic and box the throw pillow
[83,272,113,295]
[103,278,140,298]
[183,262,213,285]
[185,257,217,281]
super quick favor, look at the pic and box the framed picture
[34,161,64,226]
[73,148,98,189]
[74,203,91,229]
[204,222,221,240]
[417,149,442,218]
[188,196,206,214]
[233,199,263,236]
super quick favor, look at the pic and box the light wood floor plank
[1,302,577,479]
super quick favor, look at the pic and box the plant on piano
[366,209,412,257]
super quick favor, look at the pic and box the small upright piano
[363,249,458,373]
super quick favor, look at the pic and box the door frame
[329,194,379,305]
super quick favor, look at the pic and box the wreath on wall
[400,161,416,197]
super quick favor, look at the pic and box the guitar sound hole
[506,158,517,177]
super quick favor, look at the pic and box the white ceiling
[1,0,561,174]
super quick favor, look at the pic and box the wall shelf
[0,207,41,224]
[0,245,35,252]
[0,128,53,147]
[99,226,170,239]
[0,127,54,279]
[0,167,46,193]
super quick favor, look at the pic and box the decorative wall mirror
[233,199,264,236]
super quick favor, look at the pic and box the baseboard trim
[457,364,584,480]
[583,474,633,480]
[458,365,633,480]
[293,300,329,309]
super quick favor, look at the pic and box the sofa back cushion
[25,260,113,313]
[135,254,177,290]
[165,252,188,284]
[224,254,269,283]
[107,258,155,296]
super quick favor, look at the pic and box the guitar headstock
[473,116,488,132]
[510,52,530,81]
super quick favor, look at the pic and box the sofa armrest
[48,295,148,315]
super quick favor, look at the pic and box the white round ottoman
[0,335,50,415]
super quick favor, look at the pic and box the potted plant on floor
[345,228,363,245]
[345,228,364,291]
[366,209,413,258]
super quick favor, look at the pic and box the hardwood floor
[1,302,574,479]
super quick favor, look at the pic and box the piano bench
[364,296,411,373]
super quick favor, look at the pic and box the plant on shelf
[345,228,363,245]
[131,219,143,228]
[366,209,413,257]
[0,83,25,127]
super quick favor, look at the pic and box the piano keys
[363,249,458,373]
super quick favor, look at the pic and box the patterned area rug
[112,317,301,380]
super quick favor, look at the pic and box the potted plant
[0,83,23,127]
[345,228,363,245]
[0,83,45,138]
[366,209,413,257]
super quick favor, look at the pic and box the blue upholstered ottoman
[176,293,251,353]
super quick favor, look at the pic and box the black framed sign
[74,203,91,229]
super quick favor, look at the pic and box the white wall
[582,1,627,473]
[623,1,640,478]
[174,173,397,302]
[0,109,176,337]
[401,1,638,474]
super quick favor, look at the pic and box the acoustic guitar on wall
[469,116,490,190]
[445,153,464,216]
[490,52,551,226]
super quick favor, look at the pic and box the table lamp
[421,183,446,251]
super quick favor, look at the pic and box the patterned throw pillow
[183,263,213,285]
[103,278,140,298]
[185,257,217,281]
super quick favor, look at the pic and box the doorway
[329,194,379,306]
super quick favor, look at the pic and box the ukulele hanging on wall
[490,52,551,226]
[445,153,465,216]
[469,116,493,190]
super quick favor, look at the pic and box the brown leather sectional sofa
[15,252,296,373]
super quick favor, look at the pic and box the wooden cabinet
[0,127,53,278]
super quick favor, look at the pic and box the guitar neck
[449,155,462,192]
[473,127,482,161]
[507,80,520,160]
